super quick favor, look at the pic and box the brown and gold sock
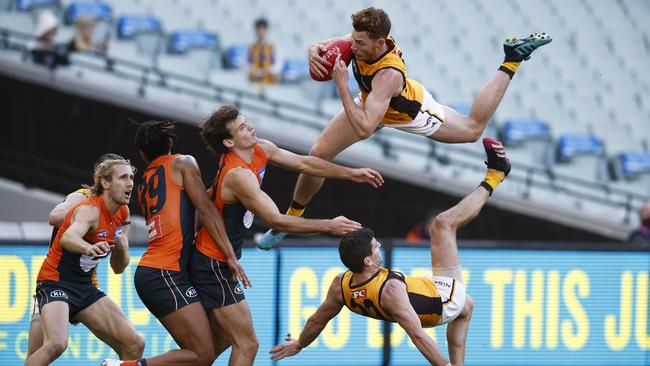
[286,200,306,217]
[498,61,521,79]
[479,169,506,195]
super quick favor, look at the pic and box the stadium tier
[1,0,648,238]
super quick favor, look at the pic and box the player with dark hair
[27,152,125,359]
[103,121,248,366]
[28,159,142,366]
[270,138,511,366]
[191,104,383,365]
[258,6,550,248]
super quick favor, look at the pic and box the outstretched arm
[48,191,87,226]
[333,60,403,139]
[382,280,452,366]
[226,169,361,235]
[173,155,251,287]
[258,139,383,188]
[270,274,345,361]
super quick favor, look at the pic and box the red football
[309,39,353,82]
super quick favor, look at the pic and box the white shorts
[426,275,467,325]
[354,88,445,137]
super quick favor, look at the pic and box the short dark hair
[351,7,391,39]
[255,18,268,29]
[339,228,375,273]
[200,105,240,154]
[134,120,177,161]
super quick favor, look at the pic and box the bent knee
[308,143,330,159]
[198,351,217,366]
[467,132,482,143]
[244,336,260,354]
[466,120,483,142]
[233,335,259,355]
[463,116,485,142]
[123,333,145,358]
[429,211,456,237]
[183,352,201,365]
[45,338,68,357]
[193,339,217,365]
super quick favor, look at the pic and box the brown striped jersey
[351,36,428,125]
[341,267,451,327]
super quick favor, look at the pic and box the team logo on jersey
[351,289,367,299]
[113,226,123,241]
[97,230,108,238]
[234,284,244,295]
[185,287,198,298]
[258,167,266,182]
[50,290,68,299]
[147,215,163,240]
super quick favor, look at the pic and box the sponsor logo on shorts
[425,116,439,128]
[97,230,108,238]
[351,289,367,299]
[434,280,452,288]
[234,284,244,295]
[185,287,198,298]
[50,290,68,298]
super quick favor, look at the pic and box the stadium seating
[0,0,648,238]
[0,176,149,242]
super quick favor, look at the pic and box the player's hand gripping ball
[309,39,353,81]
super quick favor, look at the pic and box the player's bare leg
[294,110,364,202]
[428,138,509,365]
[75,297,144,359]
[429,186,491,269]
[26,315,44,358]
[103,303,216,366]
[150,303,216,366]
[25,302,69,366]
[431,33,552,144]
[207,311,233,358]
[446,295,474,366]
[429,138,510,270]
[257,109,365,249]
[433,72,511,144]
[208,301,259,366]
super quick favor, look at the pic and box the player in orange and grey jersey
[103,121,248,366]
[192,104,383,365]
[26,153,124,359]
[26,159,143,366]
[271,138,511,366]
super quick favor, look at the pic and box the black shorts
[189,248,245,309]
[134,265,201,318]
[35,280,106,323]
